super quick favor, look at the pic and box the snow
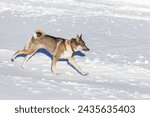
[0,0,150,99]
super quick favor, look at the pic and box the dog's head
[71,34,90,51]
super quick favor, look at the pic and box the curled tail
[24,29,45,49]
[33,28,45,39]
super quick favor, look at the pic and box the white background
[0,100,150,117]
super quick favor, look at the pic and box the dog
[11,29,90,76]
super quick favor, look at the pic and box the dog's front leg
[68,57,88,76]
[51,55,59,75]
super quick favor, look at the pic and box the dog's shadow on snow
[15,48,85,74]
[36,48,85,61]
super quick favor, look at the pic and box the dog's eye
[80,42,85,46]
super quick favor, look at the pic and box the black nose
[86,48,90,51]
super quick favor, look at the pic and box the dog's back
[28,30,66,54]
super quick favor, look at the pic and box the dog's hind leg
[11,49,28,62]
[22,49,37,68]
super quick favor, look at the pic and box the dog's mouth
[83,47,90,51]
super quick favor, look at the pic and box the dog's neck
[70,38,77,52]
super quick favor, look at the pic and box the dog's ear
[76,35,80,42]
[80,33,82,38]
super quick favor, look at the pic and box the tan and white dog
[11,29,90,76]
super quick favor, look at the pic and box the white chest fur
[60,47,73,58]
[60,40,73,58]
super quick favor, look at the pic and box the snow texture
[0,0,150,99]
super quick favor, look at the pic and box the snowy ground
[0,0,150,99]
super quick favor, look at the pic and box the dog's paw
[11,58,14,62]
[52,71,61,76]
[22,65,25,69]
[81,72,89,76]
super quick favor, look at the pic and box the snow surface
[0,0,150,99]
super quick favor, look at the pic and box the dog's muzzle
[83,47,90,51]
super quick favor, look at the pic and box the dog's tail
[33,28,45,39]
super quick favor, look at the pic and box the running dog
[11,29,90,76]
